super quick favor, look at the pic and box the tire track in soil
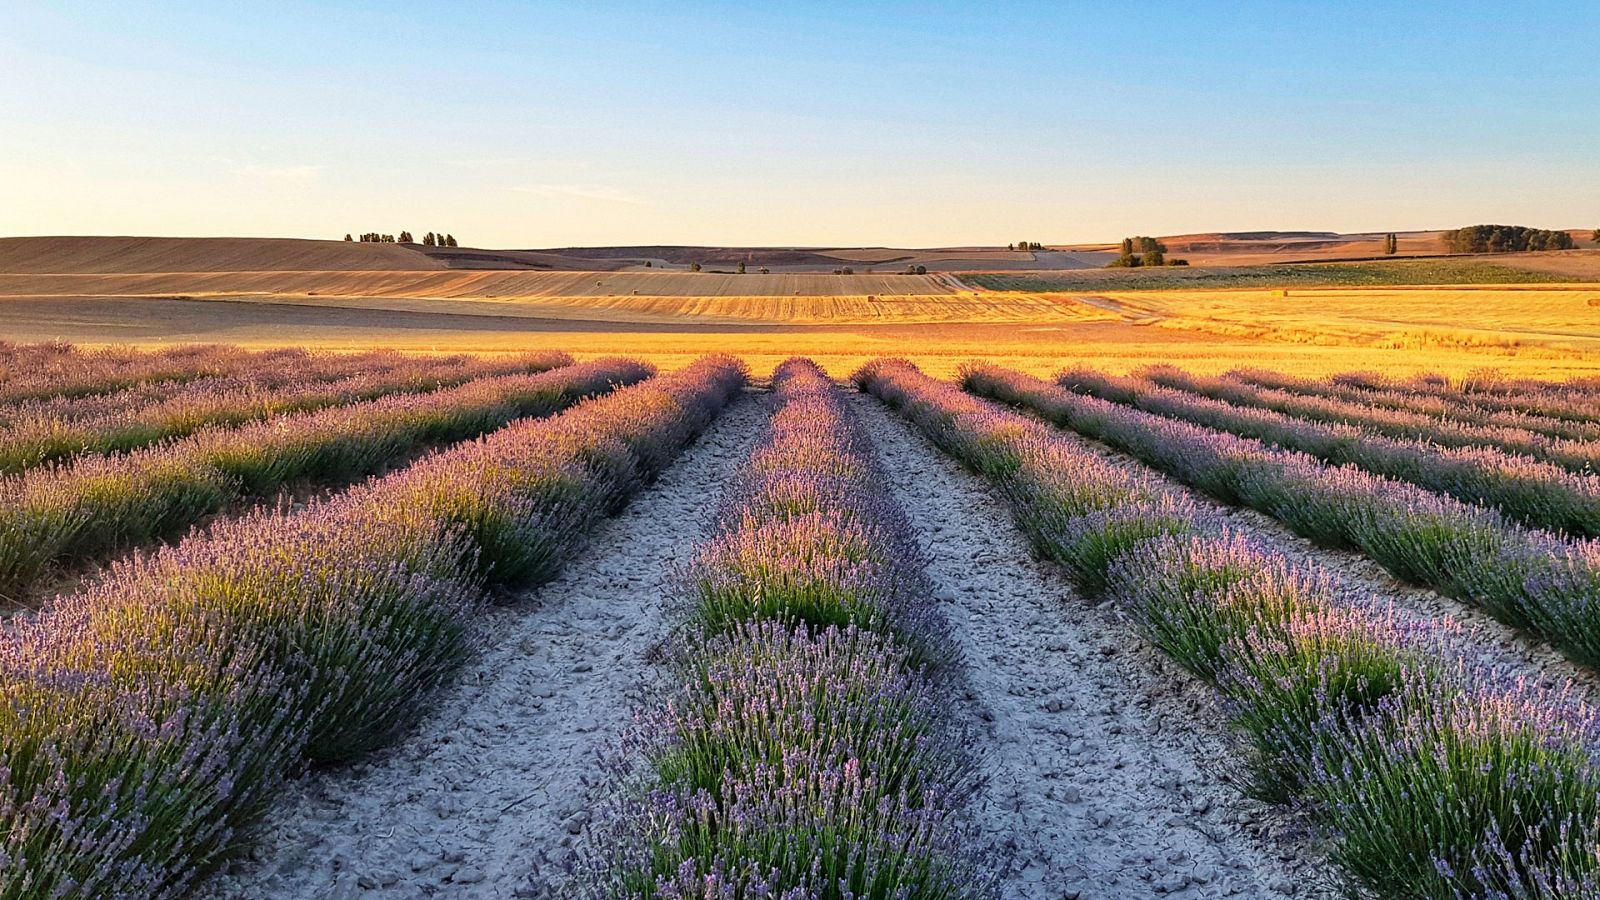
[853,392,1329,900]
[201,393,771,900]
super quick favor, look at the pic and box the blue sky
[2,2,1595,246]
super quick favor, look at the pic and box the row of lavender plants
[962,364,1600,671]
[0,347,457,427]
[578,358,992,898]
[857,358,1600,898]
[0,358,649,603]
[0,343,349,406]
[1052,366,1600,538]
[0,350,572,473]
[1142,366,1600,475]
[1272,368,1600,426]
[1224,368,1600,443]
[0,355,746,899]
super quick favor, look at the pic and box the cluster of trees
[904,264,928,275]
[1008,241,1044,251]
[1108,236,1188,268]
[1382,233,1399,255]
[344,232,458,246]
[1441,225,1574,254]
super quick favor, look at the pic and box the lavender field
[5,343,1600,899]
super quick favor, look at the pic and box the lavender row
[0,359,649,604]
[1142,365,1600,476]
[0,342,377,407]
[857,357,1600,898]
[0,356,747,899]
[578,358,992,898]
[0,351,572,472]
[1055,366,1600,538]
[1258,367,1600,426]
[964,364,1600,671]
[1222,367,1600,444]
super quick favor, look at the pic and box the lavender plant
[581,358,992,899]
[0,356,747,897]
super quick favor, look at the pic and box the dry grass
[1091,286,1600,356]
[2,290,1596,384]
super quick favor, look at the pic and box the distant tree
[423,232,436,246]
[1144,249,1165,266]
[445,234,458,247]
[1138,236,1166,254]
[1166,258,1190,266]
[759,267,770,274]
[1443,224,1576,254]
[398,231,413,243]
[1382,233,1397,255]
[1592,228,1599,243]
[914,265,926,275]
[841,267,854,275]
[644,260,652,267]
[1007,243,1015,251]
[690,261,702,272]
[737,261,746,274]
[1107,253,1140,268]
[343,233,353,242]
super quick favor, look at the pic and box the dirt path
[201,394,769,900]
[853,393,1327,899]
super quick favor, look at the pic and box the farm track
[854,393,1326,899]
[201,393,769,900]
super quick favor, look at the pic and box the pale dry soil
[854,394,1330,899]
[201,395,769,900]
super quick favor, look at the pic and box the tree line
[1107,236,1188,268]
[344,232,458,246]
[1441,225,1574,254]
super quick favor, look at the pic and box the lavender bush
[0,356,747,897]
[0,358,650,603]
[1057,367,1600,537]
[0,350,572,473]
[961,363,1600,672]
[857,357,1600,898]
[580,358,992,898]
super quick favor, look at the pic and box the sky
[2,1,1596,248]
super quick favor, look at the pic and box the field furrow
[201,388,767,899]
[0,357,746,898]
[854,391,1319,898]
[861,358,1600,897]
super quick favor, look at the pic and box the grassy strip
[1054,366,1600,538]
[0,359,649,603]
[858,357,1600,898]
[1223,368,1600,443]
[578,358,992,898]
[962,259,1574,292]
[0,351,573,473]
[0,356,746,898]
[1142,365,1600,476]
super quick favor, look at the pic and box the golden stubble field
[0,267,1593,379]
